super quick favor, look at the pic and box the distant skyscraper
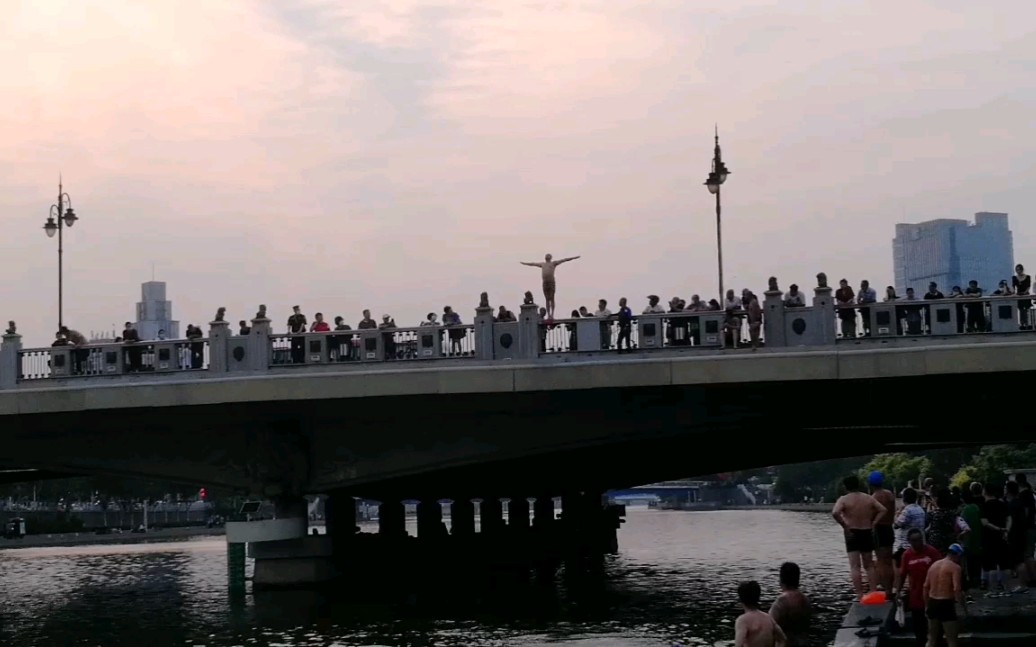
[893,212,1013,295]
[135,281,180,340]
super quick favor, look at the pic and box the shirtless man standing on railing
[520,253,580,318]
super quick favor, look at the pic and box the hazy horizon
[3,1,1034,345]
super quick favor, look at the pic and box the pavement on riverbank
[0,526,225,550]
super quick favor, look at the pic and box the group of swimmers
[733,562,811,647]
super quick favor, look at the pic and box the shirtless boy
[735,580,787,647]
[769,562,811,646]
[832,474,887,597]
[520,253,581,318]
[869,471,898,591]
[923,543,967,647]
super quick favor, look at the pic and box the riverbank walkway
[836,593,1036,646]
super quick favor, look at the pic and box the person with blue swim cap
[868,471,897,592]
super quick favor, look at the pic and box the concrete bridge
[2,286,1034,496]
[3,287,1034,586]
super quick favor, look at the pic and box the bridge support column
[450,499,476,536]
[378,500,407,537]
[533,495,555,529]
[0,331,21,389]
[325,493,357,562]
[480,497,505,535]
[417,499,444,540]
[230,495,334,589]
[508,497,530,530]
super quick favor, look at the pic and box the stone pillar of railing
[208,316,230,373]
[249,313,272,371]
[518,302,540,359]
[474,296,495,361]
[763,279,786,348]
[813,274,837,345]
[0,330,21,388]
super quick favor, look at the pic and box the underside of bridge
[1,368,1028,500]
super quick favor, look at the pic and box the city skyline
[2,1,1034,345]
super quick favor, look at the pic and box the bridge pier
[479,497,505,535]
[508,496,530,530]
[226,494,338,589]
[451,498,476,536]
[378,500,407,537]
[417,499,445,540]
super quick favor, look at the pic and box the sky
[2,0,1034,345]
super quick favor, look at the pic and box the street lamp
[42,177,80,330]
[704,126,731,303]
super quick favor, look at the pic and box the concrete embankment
[0,526,224,550]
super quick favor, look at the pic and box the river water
[0,509,853,647]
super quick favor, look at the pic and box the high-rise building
[893,212,1013,295]
[135,281,180,340]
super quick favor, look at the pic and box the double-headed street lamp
[704,126,731,303]
[42,178,80,330]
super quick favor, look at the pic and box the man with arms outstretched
[735,580,786,647]
[923,544,966,647]
[520,253,580,318]
[832,474,887,597]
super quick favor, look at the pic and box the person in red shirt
[893,528,942,647]
[310,312,331,332]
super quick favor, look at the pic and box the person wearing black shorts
[981,483,1011,593]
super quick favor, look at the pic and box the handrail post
[813,281,836,345]
[208,319,230,373]
[0,331,21,387]
[474,304,495,360]
[249,315,272,371]
[763,287,786,347]
[518,302,540,359]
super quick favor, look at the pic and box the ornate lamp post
[42,178,79,330]
[704,127,731,302]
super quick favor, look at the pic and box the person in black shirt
[980,483,1011,594]
[287,305,307,364]
[615,298,633,352]
[1013,264,1032,329]
[1006,481,1029,592]
[1015,474,1036,585]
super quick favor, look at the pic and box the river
[0,508,854,646]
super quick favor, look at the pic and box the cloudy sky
[2,0,1033,344]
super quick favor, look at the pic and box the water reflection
[0,510,852,646]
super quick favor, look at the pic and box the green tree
[951,444,1036,487]
[861,453,932,492]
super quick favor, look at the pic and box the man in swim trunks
[833,474,887,597]
[520,253,581,318]
[869,470,897,591]
[923,543,966,647]
[735,580,787,647]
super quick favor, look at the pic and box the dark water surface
[0,509,854,646]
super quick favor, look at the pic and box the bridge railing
[4,289,1036,388]
[830,294,1035,340]
[13,339,210,382]
[267,325,477,366]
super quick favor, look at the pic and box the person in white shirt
[643,295,665,314]
[595,299,613,350]
[784,285,805,308]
